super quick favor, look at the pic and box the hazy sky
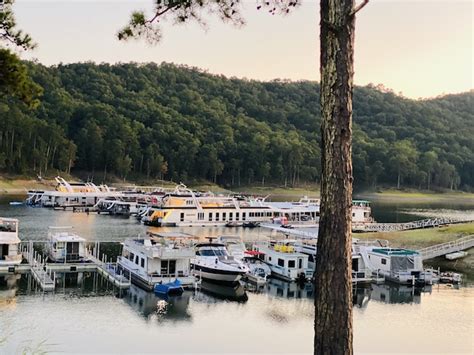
[13,0,473,98]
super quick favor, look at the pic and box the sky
[11,0,473,99]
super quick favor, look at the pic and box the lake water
[0,195,473,354]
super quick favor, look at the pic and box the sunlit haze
[13,0,473,98]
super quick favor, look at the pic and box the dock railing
[419,235,474,260]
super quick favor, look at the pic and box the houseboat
[46,226,87,263]
[252,240,313,282]
[117,232,196,291]
[141,184,321,227]
[360,247,435,285]
[0,218,22,270]
[140,184,374,228]
[192,240,249,283]
[26,176,121,208]
[292,239,372,283]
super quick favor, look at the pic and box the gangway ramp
[419,235,474,260]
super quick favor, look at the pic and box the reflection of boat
[0,218,22,269]
[198,280,248,302]
[124,283,192,321]
[0,274,20,308]
[192,241,249,283]
[369,283,430,304]
[47,226,87,263]
[263,277,313,299]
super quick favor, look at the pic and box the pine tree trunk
[314,1,355,354]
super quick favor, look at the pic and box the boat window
[236,213,240,221]
[140,258,145,268]
[209,213,213,222]
[229,212,233,221]
[216,213,220,221]
[135,255,139,265]
[381,258,387,265]
[288,260,295,268]
[198,212,204,220]
[198,249,215,256]
[180,213,184,222]
[214,248,227,256]
[278,258,285,267]
[298,258,302,268]
[129,252,135,261]
[242,212,246,221]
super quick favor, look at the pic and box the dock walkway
[419,235,474,260]
[355,218,472,233]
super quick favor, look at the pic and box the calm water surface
[0,195,473,354]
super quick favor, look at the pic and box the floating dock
[0,243,132,292]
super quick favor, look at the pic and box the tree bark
[314,1,355,354]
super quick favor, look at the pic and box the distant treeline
[0,62,472,190]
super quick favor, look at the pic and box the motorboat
[217,236,271,285]
[192,240,249,283]
[117,232,196,291]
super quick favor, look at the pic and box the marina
[0,194,472,354]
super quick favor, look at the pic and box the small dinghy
[9,202,23,206]
[154,279,184,296]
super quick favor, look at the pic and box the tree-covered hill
[0,62,472,190]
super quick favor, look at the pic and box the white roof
[51,232,85,242]
[0,233,21,244]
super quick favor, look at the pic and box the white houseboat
[140,185,374,228]
[252,240,313,282]
[117,232,196,291]
[292,239,372,283]
[141,185,320,227]
[46,226,87,263]
[360,247,434,285]
[0,218,22,270]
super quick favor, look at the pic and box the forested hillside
[0,62,472,190]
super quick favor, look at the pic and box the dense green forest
[0,62,473,190]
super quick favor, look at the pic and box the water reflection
[197,280,248,303]
[122,284,192,322]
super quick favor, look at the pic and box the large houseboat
[141,184,321,227]
[140,184,374,228]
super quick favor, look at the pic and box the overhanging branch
[350,0,369,16]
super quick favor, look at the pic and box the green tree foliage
[1,62,472,190]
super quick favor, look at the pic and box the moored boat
[192,240,249,283]
[46,226,87,263]
[117,232,196,291]
[0,218,22,269]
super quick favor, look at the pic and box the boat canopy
[371,248,419,256]
[0,234,21,244]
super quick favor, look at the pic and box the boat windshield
[197,247,228,257]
